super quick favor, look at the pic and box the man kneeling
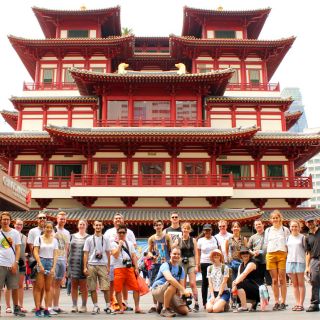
[151,248,191,317]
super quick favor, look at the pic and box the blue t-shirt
[151,262,185,289]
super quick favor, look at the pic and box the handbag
[136,275,149,296]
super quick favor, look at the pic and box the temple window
[197,64,213,73]
[176,101,197,120]
[107,101,128,121]
[53,164,82,177]
[20,164,36,177]
[91,67,104,73]
[67,30,89,38]
[140,162,164,174]
[248,69,260,84]
[183,162,205,174]
[43,69,54,83]
[214,30,236,39]
[99,162,120,174]
[221,164,250,180]
[133,101,170,121]
[266,164,283,177]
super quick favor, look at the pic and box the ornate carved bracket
[205,196,228,208]
[248,146,265,160]
[74,196,97,207]
[35,198,52,209]
[285,198,308,208]
[166,143,182,157]
[120,197,138,207]
[205,143,223,157]
[165,197,183,208]
[251,198,267,208]
[120,143,139,157]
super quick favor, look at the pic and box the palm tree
[122,27,133,35]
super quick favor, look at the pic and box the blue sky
[0,0,319,130]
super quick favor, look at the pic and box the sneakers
[160,308,176,317]
[71,306,78,313]
[279,303,286,310]
[43,309,51,317]
[156,303,163,314]
[92,306,100,315]
[273,303,280,311]
[35,309,42,317]
[48,308,58,315]
[79,306,87,313]
[53,308,67,314]
[148,307,157,313]
[306,304,320,312]
[192,303,199,312]
[13,306,26,317]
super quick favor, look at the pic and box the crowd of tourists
[0,209,319,317]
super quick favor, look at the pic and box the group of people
[0,209,318,318]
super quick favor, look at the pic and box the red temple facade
[1,5,320,228]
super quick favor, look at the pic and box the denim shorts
[214,290,231,302]
[39,258,53,273]
[286,262,306,274]
[55,260,67,280]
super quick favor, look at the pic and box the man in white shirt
[84,220,112,314]
[51,211,70,314]
[104,213,136,311]
[0,211,25,317]
[214,220,232,262]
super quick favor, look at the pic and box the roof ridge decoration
[32,5,121,14]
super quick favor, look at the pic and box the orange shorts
[266,251,287,270]
[113,267,139,293]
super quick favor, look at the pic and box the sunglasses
[38,217,46,220]
[118,231,126,234]
[218,225,226,228]
[171,216,179,219]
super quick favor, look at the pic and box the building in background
[281,87,308,133]
[0,5,319,234]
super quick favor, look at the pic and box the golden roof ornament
[217,6,223,11]
[80,5,87,11]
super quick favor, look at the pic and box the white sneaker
[79,306,87,313]
[49,308,58,315]
[92,306,100,315]
[71,306,78,313]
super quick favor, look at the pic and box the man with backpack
[151,248,191,317]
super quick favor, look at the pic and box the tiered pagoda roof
[0,110,18,129]
[8,35,134,79]
[32,6,121,38]
[182,7,271,39]
[69,67,234,96]
[170,36,295,80]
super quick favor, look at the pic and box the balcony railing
[13,174,312,189]
[23,82,78,91]
[226,82,280,92]
[95,119,210,127]
[233,176,312,189]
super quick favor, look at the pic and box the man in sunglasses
[305,215,320,312]
[164,212,182,243]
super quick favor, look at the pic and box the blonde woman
[178,222,199,311]
[286,220,306,311]
[206,249,230,313]
[265,210,290,311]
[33,221,58,317]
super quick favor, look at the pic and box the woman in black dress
[68,220,89,313]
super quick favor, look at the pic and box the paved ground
[0,283,317,318]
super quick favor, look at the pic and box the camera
[122,259,132,268]
[181,293,193,306]
[182,257,189,264]
[95,252,103,260]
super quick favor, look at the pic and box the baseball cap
[304,214,316,222]
[202,223,212,230]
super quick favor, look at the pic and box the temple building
[1,5,319,234]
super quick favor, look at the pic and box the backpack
[209,264,233,289]
[154,262,183,283]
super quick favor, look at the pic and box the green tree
[122,27,133,35]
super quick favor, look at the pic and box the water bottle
[231,288,238,309]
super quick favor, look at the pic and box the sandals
[293,305,304,311]
[6,307,12,313]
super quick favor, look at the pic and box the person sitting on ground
[151,247,191,317]
[206,249,230,313]
[232,247,264,312]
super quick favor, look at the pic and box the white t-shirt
[34,236,58,259]
[265,226,290,253]
[110,240,136,269]
[83,234,111,265]
[54,227,71,261]
[197,237,219,264]
[214,232,232,261]
[104,227,136,245]
[0,228,21,267]
[27,227,42,245]
[286,234,306,263]
[207,263,229,291]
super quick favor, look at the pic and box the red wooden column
[230,105,236,128]
[240,59,246,90]
[8,157,15,177]
[197,93,202,124]
[56,58,62,89]
[42,105,48,129]
[35,61,40,84]
[170,88,176,125]
[101,95,107,126]
[92,105,98,127]
[41,157,49,188]
[254,160,262,188]
[17,106,23,131]
[128,94,133,126]
[192,60,197,73]
[287,159,295,179]
[211,155,217,175]
[255,106,261,129]
[280,106,286,131]
[67,104,73,127]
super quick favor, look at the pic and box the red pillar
[41,158,49,187]
[211,155,217,175]
[192,60,197,73]
[92,105,98,127]
[128,95,133,126]
[102,95,107,126]
[67,104,73,127]
[197,94,202,124]
[254,159,262,188]
[170,94,176,126]
[8,158,15,177]
[17,107,23,131]
[240,59,246,90]
[56,58,62,89]
[230,106,236,128]
[256,106,261,129]
[42,105,48,129]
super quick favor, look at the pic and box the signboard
[0,170,31,210]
